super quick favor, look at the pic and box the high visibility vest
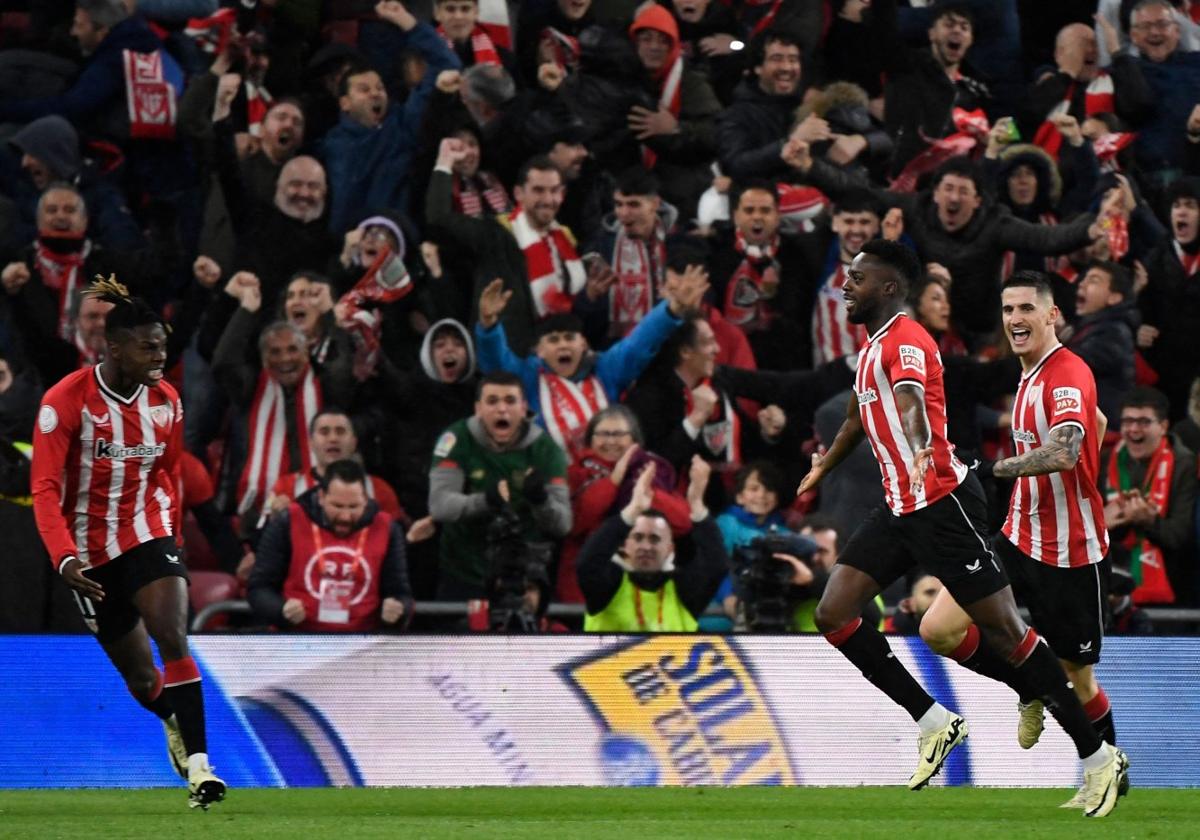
[584,573,697,632]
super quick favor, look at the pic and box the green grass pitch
[1,787,1197,839]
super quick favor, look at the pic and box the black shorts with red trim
[994,535,1109,665]
[837,472,1009,607]
[72,537,189,643]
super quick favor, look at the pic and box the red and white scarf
[609,223,666,337]
[478,0,512,48]
[1033,73,1115,159]
[123,50,177,140]
[184,7,237,55]
[1175,239,1200,276]
[337,247,415,381]
[890,107,985,193]
[812,261,867,365]
[685,379,741,463]
[723,231,780,332]
[540,27,580,71]
[34,236,91,342]
[244,80,273,137]
[453,171,511,218]
[1106,437,1177,604]
[505,206,585,317]
[237,367,322,515]
[642,55,683,169]
[439,24,502,66]
[539,371,608,459]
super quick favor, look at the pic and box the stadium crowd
[2,0,1200,635]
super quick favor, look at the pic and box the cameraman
[428,371,571,600]
[578,457,728,632]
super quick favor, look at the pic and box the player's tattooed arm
[992,424,1083,478]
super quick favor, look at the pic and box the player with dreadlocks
[31,276,226,809]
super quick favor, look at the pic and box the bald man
[1028,19,1143,129]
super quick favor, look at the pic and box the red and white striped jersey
[812,262,868,365]
[1001,345,1108,568]
[31,365,182,571]
[855,313,967,515]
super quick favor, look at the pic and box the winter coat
[1138,238,1200,420]
[715,78,804,182]
[1065,300,1138,421]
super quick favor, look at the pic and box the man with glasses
[1102,387,1198,606]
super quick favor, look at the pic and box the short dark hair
[665,237,710,274]
[748,27,802,70]
[1164,176,1200,209]
[475,370,525,400]
[930,155,983,195]
[309,406,354,436]
[516,154,562,188]
[337,60,380,97]
[735,460,784,498]
[859,238,922,291]
[1003,269,1055,303]
[614,167,660,198]
[660,312,706,367]
[1085,260,1133,301]
[323,458,367,489]
[731,179,779,211]
[535,312,584,340]
[832,189,884,218]
[1120,386,1170,422]
[931,1,975,28]
[799,513,841,543]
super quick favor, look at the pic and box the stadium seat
[189,571,240,630]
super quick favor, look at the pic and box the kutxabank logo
[558,636,797,786]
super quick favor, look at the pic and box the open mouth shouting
[1008,325,1032,351]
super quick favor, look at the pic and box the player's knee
[125,668,158,699]
[978,621,1023,659]
[918,615,958,654]
[814,599,850,634]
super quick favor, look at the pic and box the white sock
[187,752,210,775]
[917,703,954,735]
[1081,744,1111,772]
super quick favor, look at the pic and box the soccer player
[918,270,1124,808]
[797,241,1128,817]
[30,277,226,810]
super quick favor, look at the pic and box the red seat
[181,512,221,571]
[189,571,240,630]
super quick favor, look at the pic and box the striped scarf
[1106,437,1177,604]
[539,371,608,459]
[723,231,780,331]
[244,80,273,137]
[642,55,683,169]
[505,206,585,317]
[452,171,511,218]
[237,367,322,515]
[439,24,502,66]
[609,223,665,337]
[541,26,580,70]
[812,255,867,365]
[122,49,177,140]
[34,235,91,342]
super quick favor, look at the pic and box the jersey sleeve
[30,386,82,570]
[1043,364,1089,435]
[884,330,931,390]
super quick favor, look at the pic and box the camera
[483,509,552,632]
[732,532,818,633]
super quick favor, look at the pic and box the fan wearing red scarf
[434,0,515,72]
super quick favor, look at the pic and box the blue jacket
[1129,51,1200,174]
[321,23,459,233]
[474,299,682,428]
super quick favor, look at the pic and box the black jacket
[1139,239,1200,421]
[715,78,804,182]
[576,513,729,621]
[248,488,414,627]
[1065,301,1138,422]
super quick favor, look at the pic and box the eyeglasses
[593,429,632,439]
[1119,416,1159,428]
[1133,20,1176,32]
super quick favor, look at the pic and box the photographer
[428,371,571,600]
[578,456,727,632]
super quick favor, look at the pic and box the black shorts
[994,535,1109,666]
[72,537,189,643]
[838,473,1009,607]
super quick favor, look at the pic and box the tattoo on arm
[894,384,931,455]
[993,424,1083,478]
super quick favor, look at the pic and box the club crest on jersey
[433,431,456,459]
[150,405,172,428]
[857,387,878,405]
[1052,386,1082,416]
[94,439,166,460]
[898,344,925,373]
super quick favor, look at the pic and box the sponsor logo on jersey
[38,405,58,434]
[83,409,109,426]
[857,387,879,405]
[560,637,797,786]
[1052,386,1082,416]
[1012,428,1037,445]
[898,344,926,374]
[433,431,457,459]
[94,439,167,460]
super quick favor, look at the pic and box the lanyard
[633,585,664,630]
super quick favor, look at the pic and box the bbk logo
[857,387,879,405]
[94,439,166,460]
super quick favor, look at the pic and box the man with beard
[790,148,1114,346]
[428,371,571,599]
[1138,176,1200,420]
[708,181,813,370]
[427,142,587,354]
[574,167,677,347]
[1,185,180,384]
[322,1,459,234]
[578,456,727,632]
[875,0,991,178]
[0,115,142,251]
